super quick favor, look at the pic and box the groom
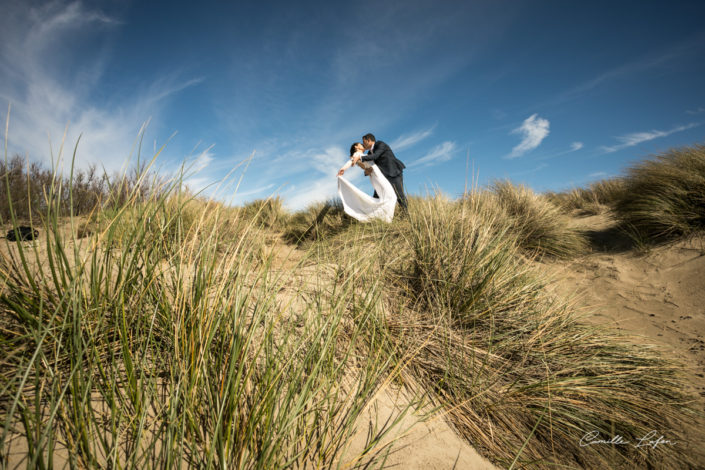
[352,133,408,213]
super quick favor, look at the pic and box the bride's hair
[350,142,361,156]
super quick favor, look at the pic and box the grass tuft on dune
[615,143,705,240]
[491,180,588,258]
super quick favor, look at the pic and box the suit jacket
[361,141,405,178]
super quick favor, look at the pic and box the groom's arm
[361,142,388,162]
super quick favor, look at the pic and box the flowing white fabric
[337,163,396,223]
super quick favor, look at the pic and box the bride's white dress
[337,153,396,223]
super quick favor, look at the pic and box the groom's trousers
[373,174,408,213]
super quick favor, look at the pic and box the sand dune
[547,214,705,410]
[3,211,702,468]
[215,218,705,468]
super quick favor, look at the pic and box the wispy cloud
[234,183,276,198]
[535,141,584,162]
[506,114,550,159]
[409,141,457,168]
[491,108,507,120]
[1,1,202,173]
[557,35,705,104]
[188,149,215,173]
[282,146,365,210]
[686,107,705,115]
[509,162,548,177]
[391,127,434,151]
[600,122,701,153]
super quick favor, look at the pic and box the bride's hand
[338,169,345,176]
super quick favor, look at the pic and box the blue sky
[2,0,704,209]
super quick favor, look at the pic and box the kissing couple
[336,133,408,222]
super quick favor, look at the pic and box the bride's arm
[339,152,371,176]
[337,159,353,176]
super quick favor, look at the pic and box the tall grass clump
[615,143,705,240]
[375,191,701,468]
[283,198,354,245]
[238,196,289,231]
[490,180,588,258]
[0,147,404,467]
[545,178,626,215]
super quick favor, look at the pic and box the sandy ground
[342,386,497,470]
[545,214,705,410]
[266,239,500,470]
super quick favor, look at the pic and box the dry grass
[0,155,406,468]
[615,144,705,240]
[491,180,588,258]
[283,198,355,244]
[309,190,701,468]
[3,138,704,469]
[237,196,289,231]
[545,178,626,216]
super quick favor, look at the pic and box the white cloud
[1,1,202,174]
[310,146,348,175]
[509,162,548,177]
[535,141,585,162]
[182,177,213,194]
[409,141,457,167]
[235,183,276,198]
[601,122,701,153]
[391,127,434,151]
[686,107,705,115]
[284,179,337,211]
[190,149,215,173]
[282,146,366,210]
[506,114,550,159]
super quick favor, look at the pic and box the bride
[336,142,396,222]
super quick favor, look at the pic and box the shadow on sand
[581,224,637,254]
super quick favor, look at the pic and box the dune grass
[381,193,699,468]
[0,156,408,468]
[545,178,626,216]
[283,198,355,245]
[2,138,703,469]
[308,190,701,468]
[490,180,588,258]
[238,196,289,231]
[615,144,705,240]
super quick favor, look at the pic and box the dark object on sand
[6,226,39,241]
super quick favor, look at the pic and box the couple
[336,133,407,223]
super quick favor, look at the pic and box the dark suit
[361,140,408,212]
